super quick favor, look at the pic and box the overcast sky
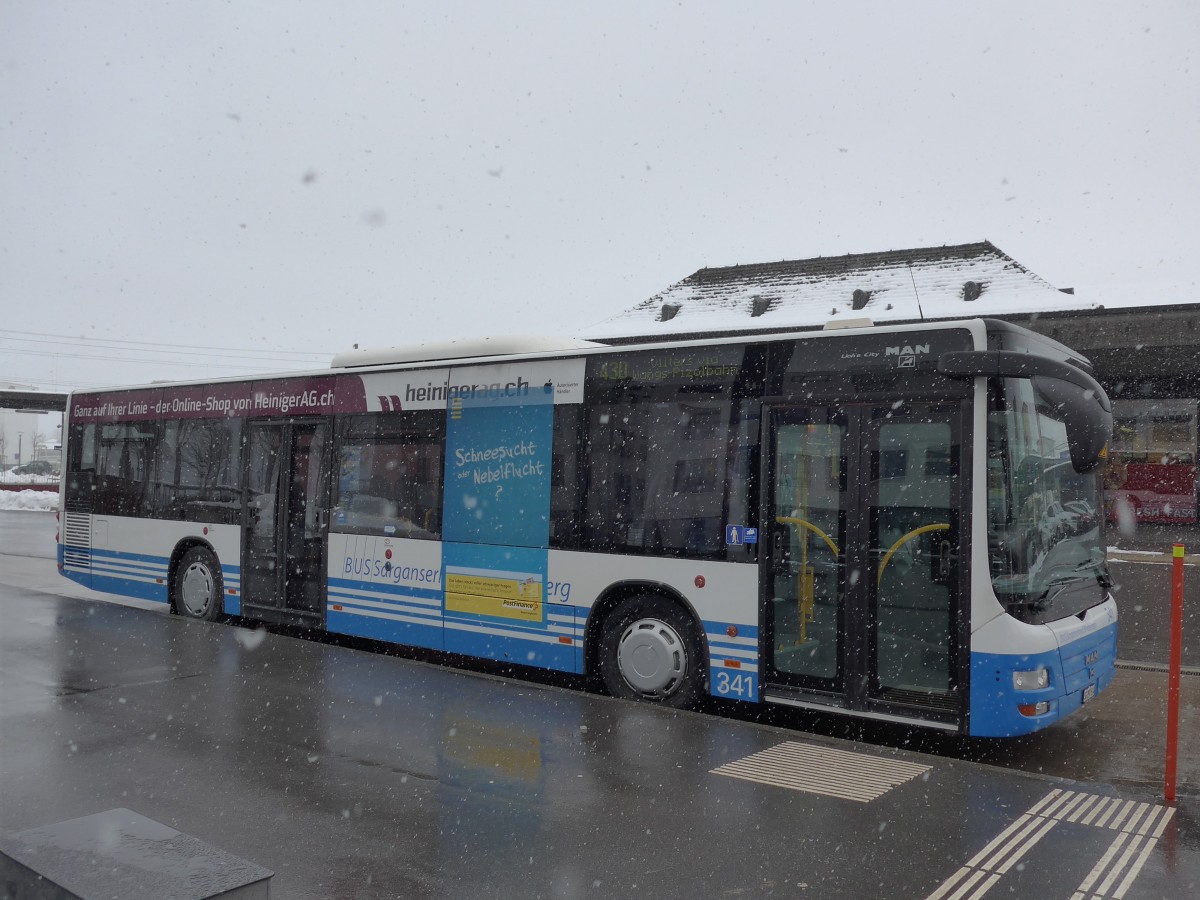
[2,1,1197,391]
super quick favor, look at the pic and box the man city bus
[58,318,1115,736]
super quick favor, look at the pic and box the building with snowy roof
[584,241,1200,527]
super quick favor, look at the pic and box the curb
[1109,548,1200,565]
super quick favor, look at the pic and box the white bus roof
[331,336,607,369]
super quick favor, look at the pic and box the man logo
[886,343,929,369]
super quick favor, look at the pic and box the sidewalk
[1107,521,1200,561]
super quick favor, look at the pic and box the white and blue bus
[58,318,1116,736]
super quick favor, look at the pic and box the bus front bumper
[969,600,1118,737]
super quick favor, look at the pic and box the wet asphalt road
[1,583,1197,900]
[1110,556,1200,669]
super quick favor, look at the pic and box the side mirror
[938,350,1113,473]
[1031,374,1112,473]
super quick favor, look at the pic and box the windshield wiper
[1036,560,1111,602]
[1072,557,1114,589]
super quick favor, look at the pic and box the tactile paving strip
[710,740,932,802]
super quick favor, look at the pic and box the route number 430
[715,670,756,699]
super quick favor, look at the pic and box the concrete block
[0,808,272,899]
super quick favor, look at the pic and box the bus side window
[65,423,98,504]
[583,398,732,557]
[148,418,241,522]
[73,423,97,472]
[94,422,157,517]
[332,412,444,540]
[549,404,582,549]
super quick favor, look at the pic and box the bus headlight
[1013,668,1049,691]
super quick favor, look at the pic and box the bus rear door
[242,419,330,623]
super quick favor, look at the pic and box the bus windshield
[987,376,1109,623]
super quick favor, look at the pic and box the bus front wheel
[598,597,704,709]
[173,546,223,622]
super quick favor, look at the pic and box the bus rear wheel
[173,546,223,622]
[598,596,704,709]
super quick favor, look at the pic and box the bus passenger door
[764,402,964,725]
[866,403,962,715]
[243,420,330,623]
[764,408,849,698]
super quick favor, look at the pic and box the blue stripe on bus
[444,620,579,673]
[327,576,442,603]
[61,568,92,590]
[60,538,91,583]
[89,551,166,569]
[89,559,165,578]
[221,562,241,615]
[706,638,758,656]
[62,544,243,613]
[700,619,761,700]
[87,547,242,574]
[327,592,444,625]
[326,605,444,651]
[327,598,581,675]
[224,590,242,616]
[90,572,169,604]
[443,611,565,636]
[969,620,1117,737]
[90,561,167,580]
[89,546,169,565]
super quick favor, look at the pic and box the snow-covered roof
[583,241,1103,340]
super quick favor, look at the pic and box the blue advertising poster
[441,367,569,666]
[442,388,554,548]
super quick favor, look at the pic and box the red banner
[68,375,369,423]
[1112,463,1198,524]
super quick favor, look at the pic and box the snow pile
[0,490,58,511]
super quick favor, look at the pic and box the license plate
[1082,683,1097,704]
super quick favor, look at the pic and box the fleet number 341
[715,671,756,699]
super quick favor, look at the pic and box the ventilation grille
[875,687,959,712]
[62,512,91,573]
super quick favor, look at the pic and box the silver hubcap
[180,562,214,616]
[616,617,687,697]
